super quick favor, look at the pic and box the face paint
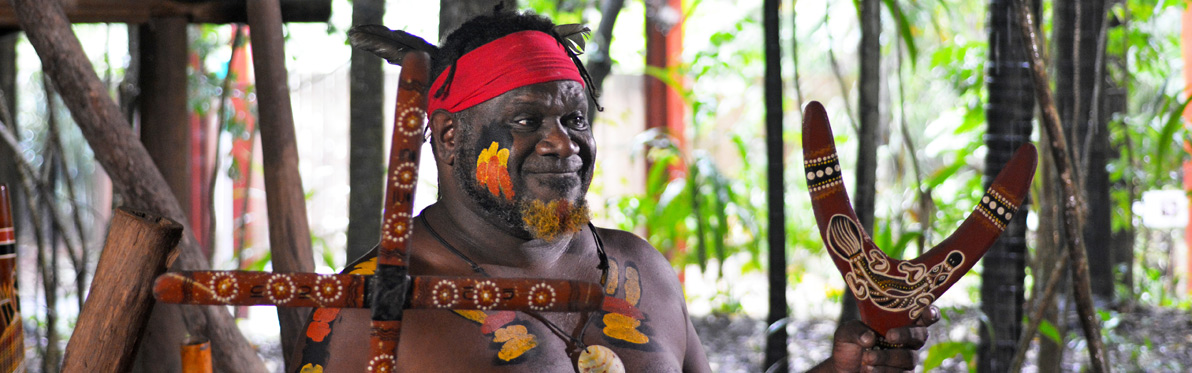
[453,119,525,233]
[476,142,515,200]
[450,81,597,241]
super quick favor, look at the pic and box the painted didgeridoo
[153,271,604,312]
[0,185,24,372]
[802,101,1037,336]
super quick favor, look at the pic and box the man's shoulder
[591,226,678,285]
[592,227,661,260]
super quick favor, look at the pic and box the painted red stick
[802,101,1037,336]
[150,48,608,370]
[366,50,431,372]
[153,272,604,312]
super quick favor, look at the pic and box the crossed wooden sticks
[152,52,605,370]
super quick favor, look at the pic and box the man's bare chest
[393,306,680,372]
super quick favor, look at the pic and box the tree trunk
[586,0,625,119]
[439,0,516,38]
[347,0,385,263]
[1012,0,1110,369]
[132,17,196,371]
[1053,0,1113,302]
[0,32,17,228]
[979,0,1036,371]
[762,0,787,372]
[246,0,316,370]
[841,0,881,325]
[1033,125,1068,372]
[8,0,267,371]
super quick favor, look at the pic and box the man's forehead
[501,81,587,105]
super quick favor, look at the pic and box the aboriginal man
[295,11,936,372]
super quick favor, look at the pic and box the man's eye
[514,118,540,127]
[566,115,588,130]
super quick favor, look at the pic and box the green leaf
[883,0,918,65]
[925,156,968,190]
[1037,319,1062,344]
[246,251,273,272]
[1153,94,1190,180]
[923,341,977,372]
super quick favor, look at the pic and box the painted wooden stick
[367,49,430,372]
[154,272,604,312]
[0,185,24,372]
[802,101,1037,336]
[61,208,183,372]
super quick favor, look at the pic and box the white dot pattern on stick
[397,107,426,137]
[266,274,297,304]
[528,282,557,311]
[432,280,460,308]
[312,274,344,305]
[367,354,395,373]
[208,272,239,303]
[473,280,500,310]
[391,162,417,191]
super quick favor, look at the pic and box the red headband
[427,30,584,114]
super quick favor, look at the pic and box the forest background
[0,0,1189,372]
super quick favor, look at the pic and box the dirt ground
[18,304,1188,371]
[693,304,1192,372]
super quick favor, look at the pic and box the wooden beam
[0,0,330,26]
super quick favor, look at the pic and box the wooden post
[61,208,182,372]
[247,0,315,369]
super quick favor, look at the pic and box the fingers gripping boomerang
[801,101,1036,336]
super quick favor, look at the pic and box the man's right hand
[809,307,939,372]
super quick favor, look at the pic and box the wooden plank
[0,0,331,26]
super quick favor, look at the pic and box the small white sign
[1139,190,1189,229]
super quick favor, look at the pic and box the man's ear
[430,110,456,165]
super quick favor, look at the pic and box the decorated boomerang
[802,101,1037,336]
[153,50,605,371]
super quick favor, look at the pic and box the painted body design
[298,258,377,373]
[597,259,650,346]
[801,101,1036,335]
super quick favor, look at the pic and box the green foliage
[923,341,977,372]
[522,0,590,24]
[1034,317,1063,344]
[609,133,763,276]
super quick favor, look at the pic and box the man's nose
[535,120,579,158]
